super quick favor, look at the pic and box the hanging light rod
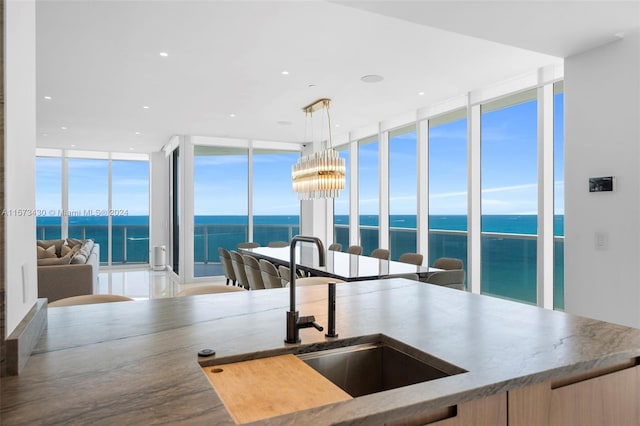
[302,98,331,114]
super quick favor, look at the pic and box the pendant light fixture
[292,98,346,200]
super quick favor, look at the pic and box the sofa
[36,238,100,303]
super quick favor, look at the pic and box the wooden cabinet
[509,360,640,426]
[388,393,507,426]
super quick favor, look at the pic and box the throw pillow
[71,253,87,264]
[38,256,72,266]
[37,245,57,259]
[66,238,84,248]
[61,244,72,257]
[37,239,65,257]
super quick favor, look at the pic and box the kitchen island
[1,278,639,425]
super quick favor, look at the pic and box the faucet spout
[286,235,325,344]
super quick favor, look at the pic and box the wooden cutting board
[202,354,352,424]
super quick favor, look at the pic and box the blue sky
[36,158,149,216]
[36,93,564,220]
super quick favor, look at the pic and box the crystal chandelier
[292,98,346,200]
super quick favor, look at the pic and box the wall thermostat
[589,176,613,192]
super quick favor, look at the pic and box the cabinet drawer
[509,360,640,426]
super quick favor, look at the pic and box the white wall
[5,0,37,335]
[150,151,169,267]
[564,29,640,328]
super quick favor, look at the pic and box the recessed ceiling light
[335,124,340,128]
[135,131,141,135]
[229,113,236,118]
[159,52,169,57]
[71,144,76,147]
[277,120,292,126]
[129,147,135,151]
[143,105,150,109]
[418,91,425,96]
[360,74,384,83]
[60,126,68,130]
[42,133,48,137]
[281,70,289,75]
[44,96,52,100]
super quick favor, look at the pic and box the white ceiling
[35,1,639,154]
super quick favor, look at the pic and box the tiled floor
[97,267,229,300]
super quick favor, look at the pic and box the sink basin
[296,336,466,397]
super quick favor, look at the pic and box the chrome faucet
[285,236,325,344]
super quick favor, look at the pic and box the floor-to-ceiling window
[333,144,350,250]
[388,125,417,260]
[480,89,538,304]
[428,110,468,277]
[112,159,150,264]
[253,149,300,246]
[35,156,62,240]
[554,82,565,310]
[193,146,248,277]
[358,136,379,255]
[68,157,109,264]
[36,151,151,267]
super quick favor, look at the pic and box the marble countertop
[2,279,640,425]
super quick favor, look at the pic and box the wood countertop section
[2,279,640,425]
[202,354,351,424]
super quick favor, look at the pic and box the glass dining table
[240,246,441,282]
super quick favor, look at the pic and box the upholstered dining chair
[176,285,246,297]
[398,252,424,266]
[218,247,237,286]
[433,257,463,270]
[230,250,250,289]
[328,243,342,252]
[383,273,419,281]
[48,294,134,307]
[267,241,289,248]
[278,265,291,287]
[237,242,260,249]
[242,254,266,290]
[370,248,390,260]
[259,259,283,289]
[424,269,465,290]
[347,245,363,255]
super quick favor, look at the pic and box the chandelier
[292,98,346,200]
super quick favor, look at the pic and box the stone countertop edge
[2,278,640,425]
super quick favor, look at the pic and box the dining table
[239,245,441,282]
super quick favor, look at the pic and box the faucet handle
[298,315,324,332]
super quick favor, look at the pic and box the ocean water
[36,214,565,308]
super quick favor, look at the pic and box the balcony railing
[36,224,150,265]
[335,224,565,309]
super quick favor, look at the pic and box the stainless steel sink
[296,337,466,397]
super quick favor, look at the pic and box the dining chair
[176,285,246,297]
[278,265,292,287]
[423,269,465,290]
[218,247,237,286]
[267,241,289,248]
[433,257,463,270]
[242,254,266,290]
[48,294,134,307]
[398,252,424,266]
[259,259,283,288]
[295,276,346,286]
[276,265,305,286]
[328,243,342,252]
[370,248,389,260]
[237,242,260,249]
[383,273,419,281]
[230,250,250,289]
[347,245,363,255]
